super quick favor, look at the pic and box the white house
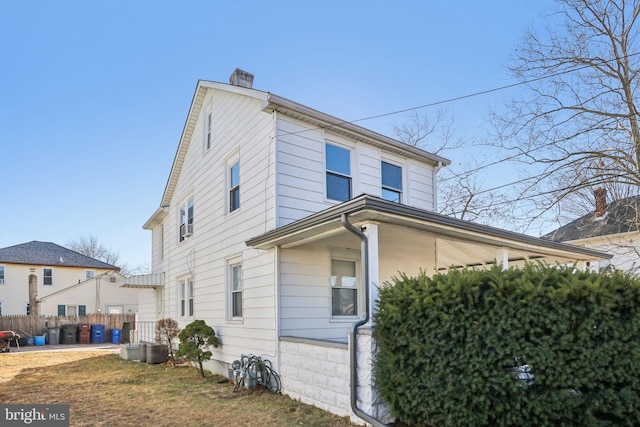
[137,69,609,425]
[38,271,140,316]
[0,241,138,316]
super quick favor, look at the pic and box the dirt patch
[0,350,112,383]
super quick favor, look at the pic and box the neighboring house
[38,270,140,316]
[136,68,609,425]
[543,189,640,274]
[0,241,138,316]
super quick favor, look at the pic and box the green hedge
[372,264,640,427]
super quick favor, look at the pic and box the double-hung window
[179,278,194,317]
[43,268,53,286]
[229,161,240,212]
[331,258,358,316]
[326,143,352,202]
[58,305,87,316]
[381,161,403,203]
[205,111,213,151]
[0,265,4,285]
[179,197,194,242]
[229,261,243,318]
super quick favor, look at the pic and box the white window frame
[66,305,78,316]
[0,265,5,285]
[179,197,194,242]
[178,277,194,318]
[160,224,165,260]
[229,160,240,213]
[381,160,403,203]
[85,270,95,280]
[325,142,352,202]
[107,305,124,314]
[227,257,243,320]
[330,249,361,319]
[205,109,213,152]
[43,268,53,286]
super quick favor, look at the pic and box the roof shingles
[543,196,640,242]
[0,241,119,270]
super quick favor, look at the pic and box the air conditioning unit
[0,279,4,285]
[184,223,193,237]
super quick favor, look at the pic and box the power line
[277,51,640,138]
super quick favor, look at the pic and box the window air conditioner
[0,279,4,285]
[184,223,193,237]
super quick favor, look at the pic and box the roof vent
[229,68,254,89]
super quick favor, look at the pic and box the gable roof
[144,77,451,228]
[247,194,610,266]
[543,196,640,242]
[0,241,119,270]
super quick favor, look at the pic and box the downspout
[341,213,387,427]
[433,160,443,212]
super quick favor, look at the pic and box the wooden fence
[0,314,136,337]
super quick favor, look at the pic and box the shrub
[175,319,220,377]
[155,318,180,367]
[373,264,640,427]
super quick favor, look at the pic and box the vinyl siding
[407,160,436,210]
[157,87,278,367]
[275,116,438,227]
[0,264,124,316]
[279,244,358,340]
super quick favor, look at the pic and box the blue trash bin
[91,324,105,344]
[111,328,121,344]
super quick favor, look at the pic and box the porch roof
[120,273,165,289]
[246,195,611,267]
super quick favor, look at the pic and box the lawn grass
[0,352,355,427]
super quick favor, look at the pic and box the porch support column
[363,222,379,324]
[496,247,509,270]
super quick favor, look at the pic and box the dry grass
[0,350,355,427]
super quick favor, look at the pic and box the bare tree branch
[67,234,122,269]
[492,0,640,231]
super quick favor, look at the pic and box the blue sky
[0,1,549,269]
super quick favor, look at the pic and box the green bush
[373,264,640,427]
[155,318,180,367]
[175,319,220,378]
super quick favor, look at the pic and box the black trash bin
[61,324,77,344]
[122,321,131,344]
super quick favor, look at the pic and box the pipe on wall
[341,213,387,427]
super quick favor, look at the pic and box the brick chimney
[594,187,607,217]
[229,68,254,89]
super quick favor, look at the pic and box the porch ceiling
[246,195,611,269]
